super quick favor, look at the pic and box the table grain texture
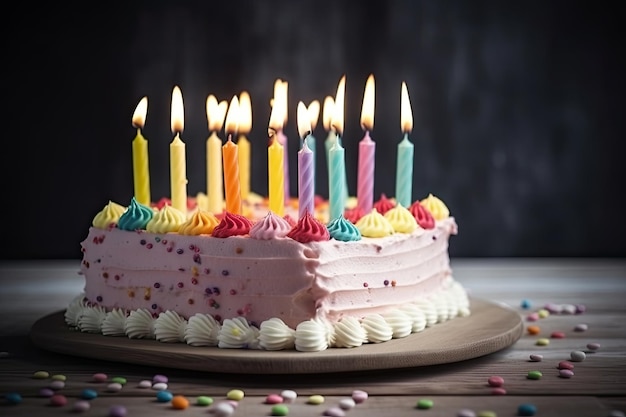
[0,258,624,417]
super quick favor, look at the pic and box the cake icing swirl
[117,198,154,231]
[92,201,126,229]
[384,204,418,233]
[409,200,435,230]
[326,215,362,241]
[286,211,330,243]
[146,205,186,234]
[373,194,395,215]
[179,209,220,235]
[249,211,292,240]
[421,193,450,220]
[355,209,394,237]
[211,212,253,237]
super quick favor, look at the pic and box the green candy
[527,370,543,380]
[271,404,289,416]
[110,376,127,385]
[196,396,213,406]
[416,398,434,409]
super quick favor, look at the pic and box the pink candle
[297,101,314,219]
[357,74,376,214]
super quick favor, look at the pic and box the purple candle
[297,102,315,219]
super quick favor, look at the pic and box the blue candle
[328,136,346,221]
[395,133,414,207]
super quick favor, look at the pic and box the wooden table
[1,259,625,416]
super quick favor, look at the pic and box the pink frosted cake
[65,193,469,351]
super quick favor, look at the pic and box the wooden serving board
[29,298,523,374]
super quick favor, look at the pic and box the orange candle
[222,96,241,214]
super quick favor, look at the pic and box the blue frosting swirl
[117,197,154,231]
[327,215,362,241]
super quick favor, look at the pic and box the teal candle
[395,133,414,207]
[324,130,336,171]
[328,137,346,221]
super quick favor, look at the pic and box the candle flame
[401,81,413,133]
[322,96,334,132]
[307,100,320,131]
[360,74,375,131]
[171,85,184,134]
[206,94,228,132]
[272,79,289,124]
[331,75,346,136]
[132,96,148,129]
[269,81,287,132]
[297,101,312,140]
[238,91,252,134]
[225,95,240,137]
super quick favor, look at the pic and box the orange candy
[171,395,189,410]
[527,325,541,335]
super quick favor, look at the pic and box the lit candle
[273,79,290,204]
[206,95,228,214]
[297,101,314,219]
[170,85,187,214]
[396,81,415,207]
[131,96,151,206]
[328,75,347,222]
[322,95,336,170]
[223,95,242,215]
[237,91,252,200]
[268,98,285,216]
[357,74,376,214]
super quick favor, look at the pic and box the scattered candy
[271,404,290,416]
[527,370,543,380]
[416,398,434,409]
[544,303,562,314]
[226,389,245,401]
[574,323,588,332]
[558,360,574,370]
[39,388,54,397]
[73,400,91,412]
[537,309,550,318]
[351,389,368,403]
[570,350,586,362]
[208,401,235,417]
[153,374,169,383]
[338,398,356,410]
[477,411,497,417]
[50,394,68,406]
[487,375,504,387]
[457,409,477,417]
[517,403,537,416]
[106,382,123,392]
[152,382,168,391]
[197,396,214,406]
[559,369,575,378]
[323,406,345,416]
[526,325,541,335]
[561,304,577,314]
[156,391,173,402]
[491,387,507,395]
[33,370,50,379]
[308,394,325,405]
[109,405,127,417]
[92,373,108,382]
[51,374,67,381]
[551,331,566,339]
[171,395,190,409]
[266,394,284,404]
[587,342,601,351]
[5,392,22,404]
[520,299,531,309]
[81,388,98,400]
[49,380,65,390]
[575,304,586,314]
[526,312,539,322]
[110,376,127,385]
[536,338,550,346]
[138,379,152,388]
[529,354,543,362]
[281,390,297,403]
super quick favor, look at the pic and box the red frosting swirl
[409,200,435,230]
[344,206,365,224]
[211,212,253,238]
[286,211,330,243]
[373,194,395,215]
[283,214,297,228]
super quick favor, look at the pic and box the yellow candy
[33,371,50,379]
[307,394,325,405]
[537,309,550,318]
[536,337,550,346]
[226,389,245,401]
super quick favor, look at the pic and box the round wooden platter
[30,298,523,374]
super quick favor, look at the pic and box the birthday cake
[65,192,469,351]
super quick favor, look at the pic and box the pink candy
[487,376,504,387]
[351,389,368,403]
[265,394,283,404]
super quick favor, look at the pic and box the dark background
[3,1,625,259]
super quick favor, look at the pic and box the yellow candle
[268,136,284,216]
[223,96,242,214]
[206,95,228,214]
[170,86,187,214]
[238,90,252,200]
[131,96,150,206]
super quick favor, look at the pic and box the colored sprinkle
[416,398,434,409]
[574,323,588,332]
[171,395,190,409]
[384,279,390,286]
[570,350,586,362]
[527,325,540,335]
[197,396,214,406]
[109,405,128,417]
[487,375,504,387]
[266,394,284,404]
[226,389,245,401]
[558,360,574,370]
[551,331,566,338]
[73,400,91,412]
[491,387,507,395]
[156,391,173,402]
[154,282,161,288]
[536,337,550,346]
[81,389,98,400]
[176,248,184,254]
[518,403,537,416]
[5,392,22,404]
[363,282,369,288]
[271,404,289,416]
[559,369,575,378]
[587,342,601,351]
[33,370,50,379]
[308,394,325,405]
[222,270,230,276]
[520,299,531,309]
[529,354,543,362]
[92,372,108,382]
[527,370,542,380]
[110,376,127,385]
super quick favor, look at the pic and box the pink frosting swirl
[286,211,330,243]
[373,193,395,215]
[211,212,253,238]
[409,200,435,230]
[249,211,292,240]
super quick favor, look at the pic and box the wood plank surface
[0,259,625,416]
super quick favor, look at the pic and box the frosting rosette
[355,209,394,238]
[384,204,418,233]
[373,194,395,215]
[179,209,220,235]
[92,201,126,229]
[146,205,186,234]
[211,212,253,238]
[249,211,292,240]
[343,206,365,224]
[420,193,450,221]
[409,200,435,229]
[117,197,154,231]
[286,211,330,243]
[326,215,361,241]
